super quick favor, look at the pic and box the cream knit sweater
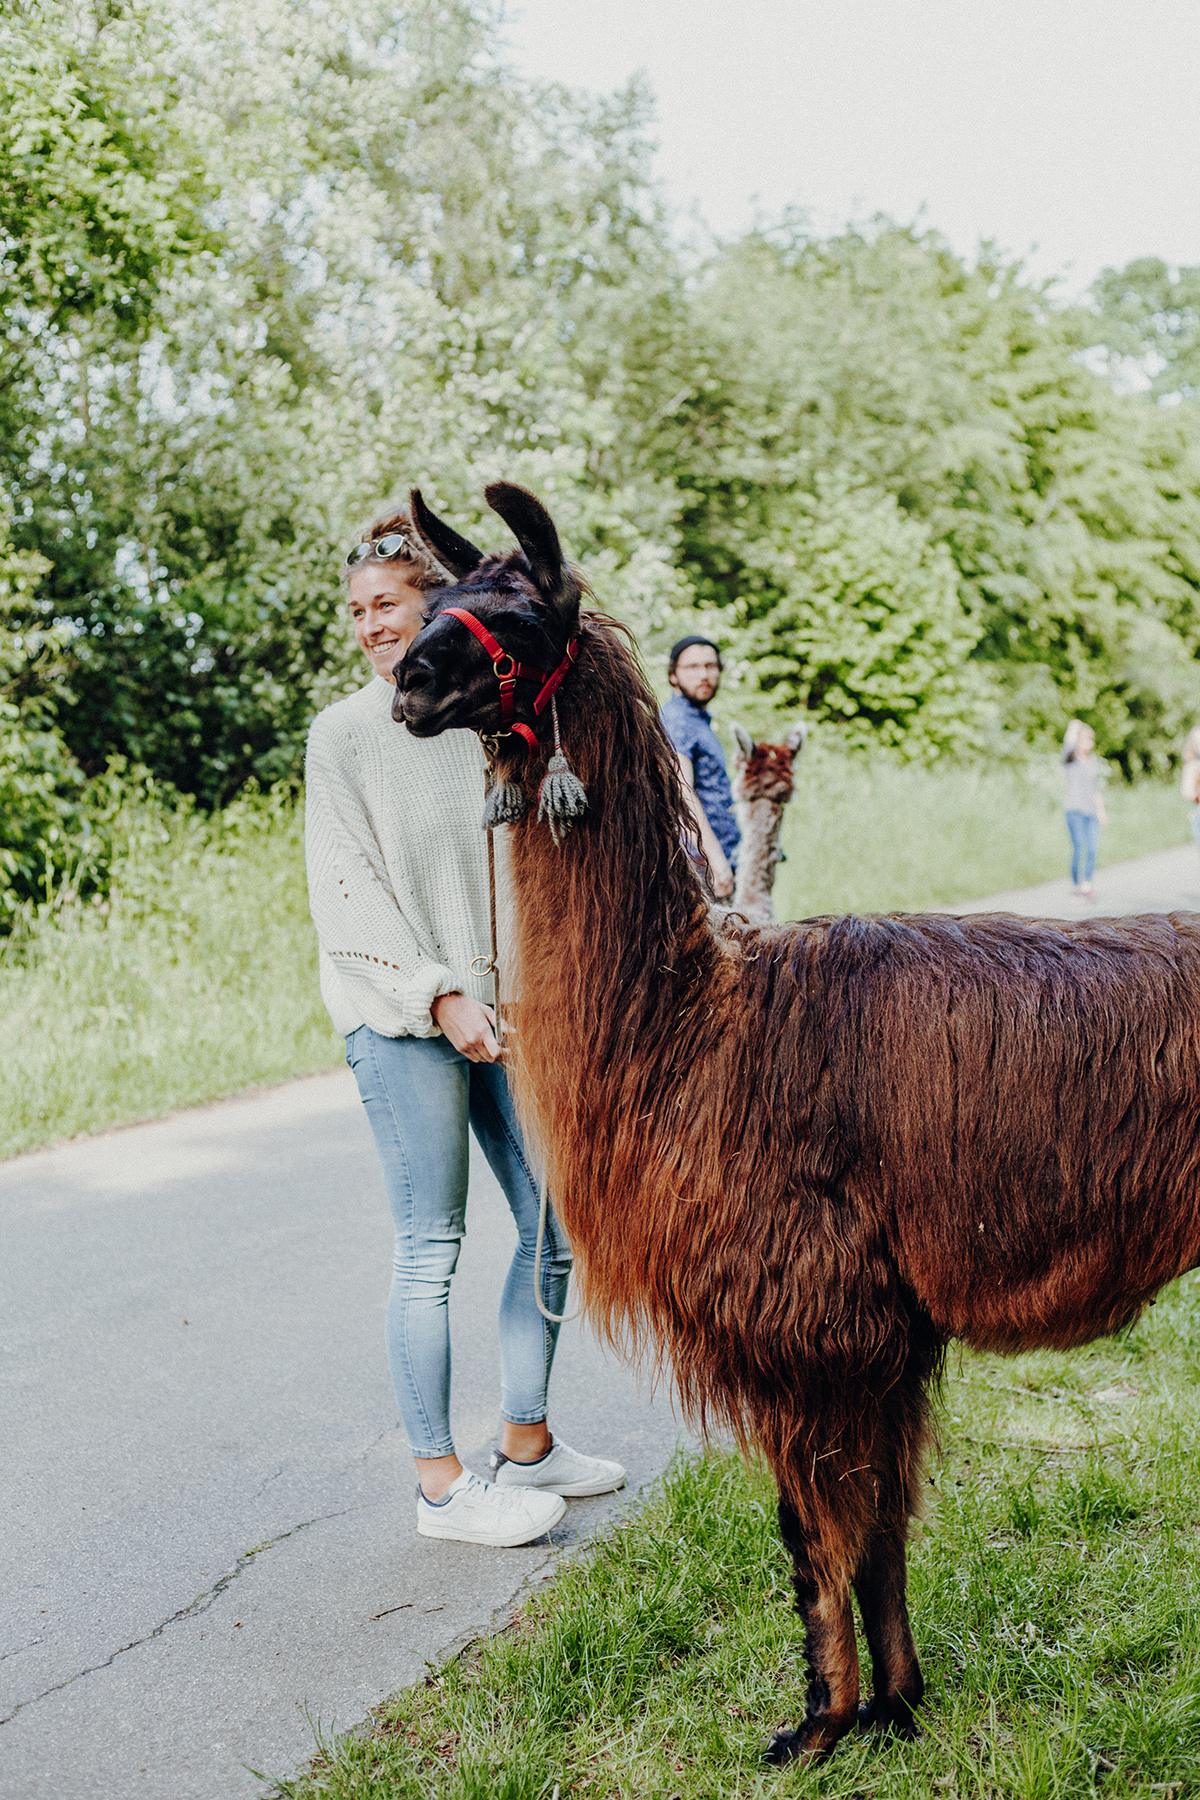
[304,675,493,1039]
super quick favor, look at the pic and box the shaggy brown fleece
[396,482,1200,1764]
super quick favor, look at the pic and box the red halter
[441,607,579,757]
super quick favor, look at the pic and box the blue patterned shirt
[660,693,740,865]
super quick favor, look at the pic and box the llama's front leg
[763,1498,860,1765]
[853,1525,924,1738]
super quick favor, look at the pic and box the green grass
[774,751,1191,919]
[0,789,342,1160]
[269,1277,1200,1800]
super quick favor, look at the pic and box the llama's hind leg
[854,1525,923,1738]
[853,1372,933,1738]
[762,1498,860,1765]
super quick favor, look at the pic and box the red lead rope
[441,607,579,756]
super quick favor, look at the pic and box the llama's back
[792,909,1200,1354]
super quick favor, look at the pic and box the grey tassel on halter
[536,698,588,844]
[480,769,527,830]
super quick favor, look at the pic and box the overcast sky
[502,0,1200,297]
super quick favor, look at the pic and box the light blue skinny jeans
[346,1025,572,1459]
[1066,810,1101,886]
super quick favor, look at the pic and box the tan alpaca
[730,721,806,925]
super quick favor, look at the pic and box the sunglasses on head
[345,531,414,569]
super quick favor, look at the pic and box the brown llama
[394,481,1200,1766]
[731,720,806,925]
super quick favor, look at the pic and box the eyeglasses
[345,531,413,569]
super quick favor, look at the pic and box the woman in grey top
[1062,720,1108,898]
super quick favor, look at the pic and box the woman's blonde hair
[340,505,449,590]
[1063,718,1094,762]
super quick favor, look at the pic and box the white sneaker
[490,1439,627,1498]
[416,1470,566,1546]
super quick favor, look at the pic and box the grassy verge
[270,1276,1200,1800]
[0,757,1191,1159]
[775,751,1190,919]
[0,790,342,1160]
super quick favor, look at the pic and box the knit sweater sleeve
[304,710,457,1039]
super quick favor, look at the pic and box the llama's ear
[784,720,808,755]
[484,481,581,628]
[732,722,755,759]
[408,488,485,579]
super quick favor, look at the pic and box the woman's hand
[431,992,500,1063]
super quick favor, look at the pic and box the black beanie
[668,635,723,676]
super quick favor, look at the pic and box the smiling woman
[302,502,625,1550]
[343,511,446,679]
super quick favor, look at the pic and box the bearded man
[660,635,738,900]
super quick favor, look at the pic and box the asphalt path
[4,840,1196,1800]
[1,1072,692,1800]
[944,840,1200,918]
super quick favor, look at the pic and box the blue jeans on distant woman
[345,1026,572,1459]
[1066,810,1101,888]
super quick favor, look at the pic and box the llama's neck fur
[729,728,801,925]
[504,618,743,1377]
[732,797,784,925]
[507,622,725,1086]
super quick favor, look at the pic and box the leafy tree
[734,480,991,756]
[660,223,1200,771]
[0,0,211,485]
[1091,257,1200,398]
[6,2,1200,806]
[0,502,92,919]
[10,0,685,802]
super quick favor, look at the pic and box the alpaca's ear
[732,722,755,759]
[484,481,581,629]
[408,488,485,579]
[784,720,808,755]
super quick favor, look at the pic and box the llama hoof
[762,1727,803,1766]
[857,1696,920,1740]
[761,1720,840,1766]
